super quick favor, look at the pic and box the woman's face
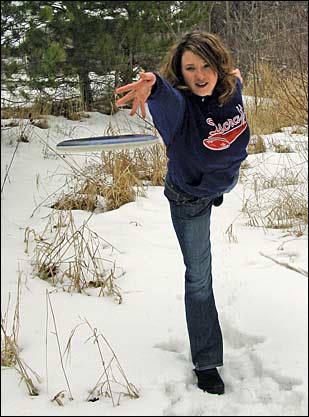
[181,50,218,97]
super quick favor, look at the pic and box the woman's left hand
[232,68,243,84]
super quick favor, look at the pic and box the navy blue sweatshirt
[147,74,250,197]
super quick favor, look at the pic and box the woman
[116,31,250,395]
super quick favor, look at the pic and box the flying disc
[56,134,159,152]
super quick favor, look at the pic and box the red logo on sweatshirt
[203,105,247,150]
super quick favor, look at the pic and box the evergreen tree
[1,1,212,111]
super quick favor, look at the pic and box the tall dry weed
[241,148,308,236]
[243,63,308,135]
[24,210,124,302]
[1,271,40,395]
[52,143,166,213]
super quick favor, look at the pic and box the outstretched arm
[115,72,156,119]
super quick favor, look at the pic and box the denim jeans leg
[165,185,223,370]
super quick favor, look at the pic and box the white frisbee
[56,134,160,152]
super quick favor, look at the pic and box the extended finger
[116,91,136,106]
[115,79,144,94]
[130,98,139,116]
[140,101,146,119]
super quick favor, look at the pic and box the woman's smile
[181,51,218,96]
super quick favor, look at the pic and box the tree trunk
[79,71,93,111]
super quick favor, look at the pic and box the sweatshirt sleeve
[236,76,243,90]
[147,73,185,147]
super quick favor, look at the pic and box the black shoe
[194,368,225,395]
[212,195,223,207]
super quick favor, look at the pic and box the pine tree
[1,1,212,112]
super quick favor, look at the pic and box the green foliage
[19,27,66,87]
[2,60,23,78]
[40,42,67,75]
[1,1,211,109]
[39,5,54,22]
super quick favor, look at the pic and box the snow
[1,108,308,416]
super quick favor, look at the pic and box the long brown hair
[160,32,236,105]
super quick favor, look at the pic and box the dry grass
[51,192,98,212]
[241,149,308,235]
[247,135,267,154]
[30,118,49,129]
[99,143,167,186]
[2,96,90,123]
[241,63,308,236]
[1,272,40,396]
[24,210,124,302]
[243,189,307,233]
[52,143,167,213]
[83,319,139,405]
[243,63,308,135]
[102,155,142,211]
[45,311,139,407]
[244,103,286,136]
[1,271,22,368]
[272,143,293,154]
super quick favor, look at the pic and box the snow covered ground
[1,109,308,416]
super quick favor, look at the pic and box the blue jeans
[164,176,224,371]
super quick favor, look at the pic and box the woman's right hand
[115,72,156,119]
